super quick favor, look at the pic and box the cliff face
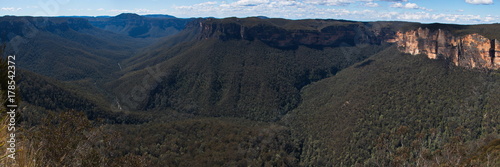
[389,28,500,69]
[196,19,397,48]
[195,19,500,70]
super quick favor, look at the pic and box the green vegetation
[0,15,498,166]
[12,109,301,167]
[87,13,194,38]
[0,16,155,82]
[107,117,301,166]
[111,38,388,121]
[285,46,499,166]
[0,47,13,166]
[402,22,500,40]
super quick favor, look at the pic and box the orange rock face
[389,28,500,69]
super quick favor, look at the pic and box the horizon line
[1,13,499,26]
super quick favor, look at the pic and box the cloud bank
[465,0,494,5]
[169,0,500,24]
[1,7,22,12]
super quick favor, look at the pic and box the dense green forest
[109,38,388,121]
[0,15,498,166]
[286,46,500,166]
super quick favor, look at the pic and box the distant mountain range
[0,13,498,166]
[57,13,177,18]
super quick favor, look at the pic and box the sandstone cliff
[196,18,398,48]
[193,18,500,70]
[389,27,500,69]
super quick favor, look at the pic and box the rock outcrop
[195,18,500,70]
[197,18,397,48]
[389,27,500,69]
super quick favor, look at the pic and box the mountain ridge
[108,17,396,121]
[86,13,194,38]
[1,14,498,166]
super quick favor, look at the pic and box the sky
[0,0,499,24]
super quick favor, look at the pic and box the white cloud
[305,0,375,6]
[382,12,497,24]
[363,2,379,7]
[135,9,152,13]
[199,1,218,6]
[234,0,269,6]
[403,3,419,9]
[390,2,403,8]
[109,8,153,14]
[176,1,220,10]
[465,0,494,5]
[1,7,22,11]
[390,2,431,11]
[97,8,105,11]
[483,15,497,21]
[170,0,499,24]
[390,2,419,9]
[270,0,302,6]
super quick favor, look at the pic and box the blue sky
[0,0,499,24]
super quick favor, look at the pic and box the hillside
[16,70,152,124]
[0,16,154,81]
[86,13,194,38]
[108,18,400,121]
[285,46,500,166]
[0,15,498,166]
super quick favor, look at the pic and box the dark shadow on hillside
[355,59,375,68]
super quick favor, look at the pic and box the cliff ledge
[389,27,500,69]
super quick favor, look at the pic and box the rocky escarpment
[389,28,500,69]
[195,19,500,69]
[196,18,398,48]
[87,13,193,38]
